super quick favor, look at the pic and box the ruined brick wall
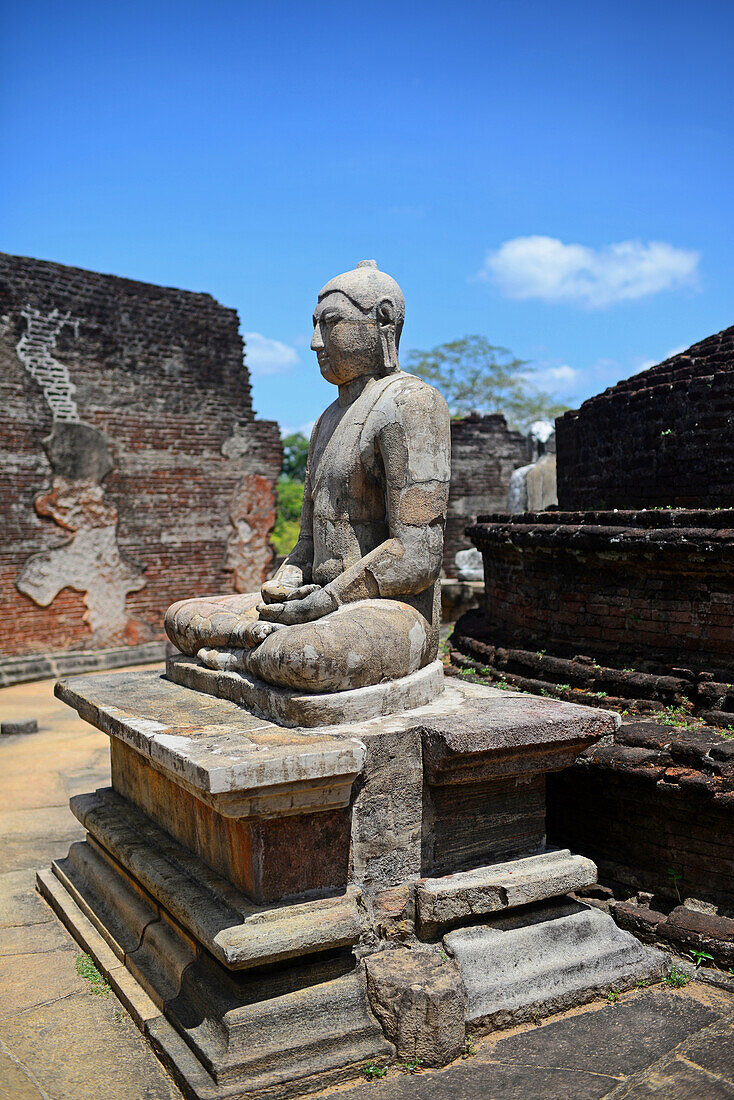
[556,325,734,510]
[467,510,734,680]
[443,414,530,576]
[0,252,281,672]
[547,721,734,910]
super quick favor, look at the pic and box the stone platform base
[37,866,390,1100]
[45,667,667,1097]
[166,654,445,727]
[37,794,669,1099]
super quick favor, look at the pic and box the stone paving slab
[0,667,184,1099]
[326,986,734,1099]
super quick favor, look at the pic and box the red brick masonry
[0,252,281,672]
[464,509,734,688]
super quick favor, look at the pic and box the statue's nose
[311,325,324,352]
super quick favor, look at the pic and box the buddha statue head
[311,260,405,385]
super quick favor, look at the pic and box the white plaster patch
[17,307,80,421]
[154,733,195,751]
[17,523,145,642]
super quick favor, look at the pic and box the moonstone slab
[445,900,668,1028]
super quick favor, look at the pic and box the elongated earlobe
[377,299,400,375]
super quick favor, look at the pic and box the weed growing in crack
[363,1062,388,1080]
[664,967,690,988]
[75,953,111,997]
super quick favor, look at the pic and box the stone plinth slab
[416,849,598,936]
[56,670,366,818]
[38,860,392,1100]
[444,899,668,1030]
[422,692,617,787]
[55,670,616,901]
[166,654,445,728]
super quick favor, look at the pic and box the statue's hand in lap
[257,584,337,626]
[260,563,307,605]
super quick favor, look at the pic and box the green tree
[404,336,567,430]
[272,432,309,556]
[272,474,304,556]
[281,432,309,480]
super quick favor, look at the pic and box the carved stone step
[66,787,364,970]
[416,848,598,936]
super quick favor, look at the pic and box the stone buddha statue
[165,261,450,702]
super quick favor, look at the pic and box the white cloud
[478,236,700,308]
[244,332,300,375]
[533,364,579,389]
[637,345,687,372]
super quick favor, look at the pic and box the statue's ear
[376,298,395,327]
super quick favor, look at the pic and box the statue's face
[311,292,381,386]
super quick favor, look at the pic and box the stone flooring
[1,668,734,1100]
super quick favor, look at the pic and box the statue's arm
[330,384,450,603]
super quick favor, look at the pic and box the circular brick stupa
[452,325,734,726]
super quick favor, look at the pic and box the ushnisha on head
[311,260,405,385]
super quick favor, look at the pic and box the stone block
[421,689,616,786]
[168,653,446,728]
[444,899,667,1030]
[416,849,597,936]
[1,719,38,735]
[365,946,466,1066]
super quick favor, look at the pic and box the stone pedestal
[40,669,667,1098]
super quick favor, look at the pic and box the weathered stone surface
[168,652,445,728]
[422,690,616,786]
[416,849,597,936]
[164,260,451,718]
[444,900,667,1029]
[65,789,364,967]
[40,856,391,1098]
[365,946,466,1066]
[110,736,352,903]
[55,668,612,900]
[56,669,366,816]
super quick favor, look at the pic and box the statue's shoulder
[374,371,450,423]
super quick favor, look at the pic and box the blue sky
[3,0,732,432]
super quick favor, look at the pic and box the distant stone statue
[165,261,451,700]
